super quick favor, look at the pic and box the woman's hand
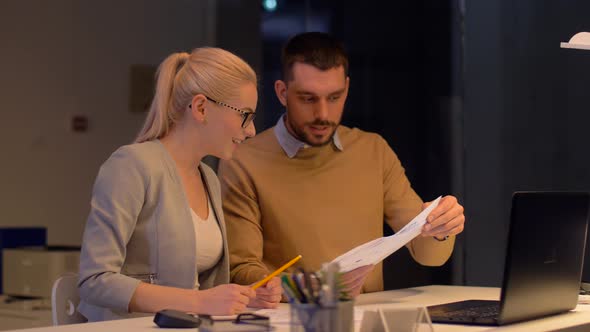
[248,277,282,309]
[194,284,255,315]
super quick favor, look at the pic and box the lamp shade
[561,32,590,50]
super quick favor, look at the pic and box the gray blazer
[78,140,230,321]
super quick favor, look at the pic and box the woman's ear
[274,80,288,107]
[189,94,208,124]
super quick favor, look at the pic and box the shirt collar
[274,113,343,158]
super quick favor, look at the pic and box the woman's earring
[199,106,207,125]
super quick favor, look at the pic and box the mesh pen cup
[290,300,353,332]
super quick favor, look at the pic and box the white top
[191,198,223,287]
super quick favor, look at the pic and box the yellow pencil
[251,255,302,290]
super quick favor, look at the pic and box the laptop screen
[581,229,590,288]
[497,191,589,324]
[428,191,590,326]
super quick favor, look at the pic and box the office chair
[51,273,87,325]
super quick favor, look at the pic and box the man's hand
[421,195,465,239]
[341,265,374,298]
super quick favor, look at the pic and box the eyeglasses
[199,313,274,331]
[205,96,256,128]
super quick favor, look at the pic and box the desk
[6,285,590,332]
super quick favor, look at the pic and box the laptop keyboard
[444,305,499,318]
[428,300,501,323]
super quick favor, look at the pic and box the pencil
[251,255,302,290]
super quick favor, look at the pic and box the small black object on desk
[154,310,272,331]
[154,309,202,328]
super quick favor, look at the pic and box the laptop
[428,191,590,325]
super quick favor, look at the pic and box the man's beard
[290,118,339,147]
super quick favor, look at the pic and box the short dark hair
[281,32,349,82]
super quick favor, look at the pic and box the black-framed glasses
[198,313,274,331]
[233,313,273,328]
[206,96,256,128]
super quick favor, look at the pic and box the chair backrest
[51,273,87,325]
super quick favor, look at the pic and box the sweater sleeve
[380,137,454,266]
[78,146,146,313]
[218,157,269,286]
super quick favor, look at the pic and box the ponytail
[135,52,189,143]
[135,48,257,143]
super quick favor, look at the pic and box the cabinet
[0,296,52,331]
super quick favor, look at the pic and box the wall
[0,0,216,246]
[203,0,262,171]
[464,0,590,286]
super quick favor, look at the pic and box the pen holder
[290,300,353,332]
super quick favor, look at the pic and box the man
[218,32,465,297]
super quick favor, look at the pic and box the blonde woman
[78,48,282,322]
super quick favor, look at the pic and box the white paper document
[330,196,442,273]
[255,307,365,324]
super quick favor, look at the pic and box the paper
[254,308,290,324]
[254,307,365,324]
[330,196,442,273]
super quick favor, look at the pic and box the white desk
[355,285,590,331]
[6,285,590,332]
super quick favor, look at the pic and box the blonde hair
[135,47,257,143]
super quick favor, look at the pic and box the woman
[78,47,282,321]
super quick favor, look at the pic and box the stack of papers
[330,196,442,273]
[255,307,365,324]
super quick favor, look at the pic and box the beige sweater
[218,125,454,292]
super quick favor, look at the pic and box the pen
[280,275,300,303]
[251,255,303,290]
[282,274,303,300]
[321,262,339,306]
[303,270,320,304]
[292,272,310,303]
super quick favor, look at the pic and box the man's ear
[274,80,288,107]
[343,76,350,100]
